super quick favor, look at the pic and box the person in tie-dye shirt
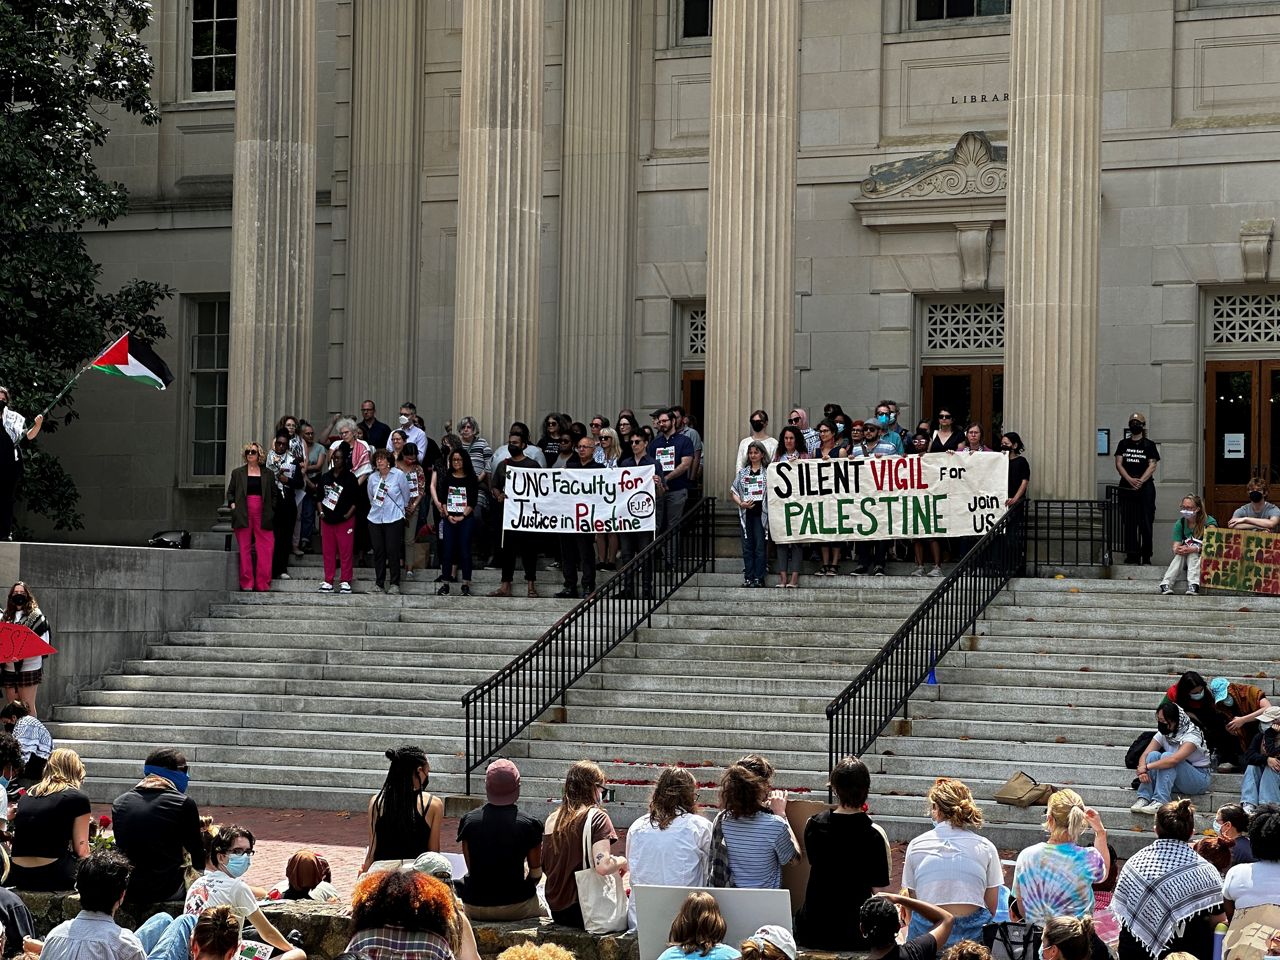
[1011,789,1111,925]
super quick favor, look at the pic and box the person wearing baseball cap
[456,760,547,921]
[1115,412,1160,565]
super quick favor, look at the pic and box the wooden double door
[921,364,1004,442]
[1205,359,1280,523]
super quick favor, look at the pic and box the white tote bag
[573,810,628,934]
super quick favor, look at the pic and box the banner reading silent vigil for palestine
[766,452,1009,543]
[502,466,657,534]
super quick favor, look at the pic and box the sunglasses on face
[788,417,801,424]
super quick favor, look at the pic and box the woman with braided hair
[626,767,712,928]
[361,746,443,873]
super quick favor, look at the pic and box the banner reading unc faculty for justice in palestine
[766,452,1009,543]
[502,466,657,534]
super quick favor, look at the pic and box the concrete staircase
[48,553,1280,857]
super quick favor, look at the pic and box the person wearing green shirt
[1159,494,1215,595]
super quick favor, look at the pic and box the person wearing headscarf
[279,851,338,902]
[1131,701,1212,816]
[788,408,819,454]
[1112,800,1224,960]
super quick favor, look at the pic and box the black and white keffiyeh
[1112,839,1223,957]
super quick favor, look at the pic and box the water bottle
[1213,921,1228,960]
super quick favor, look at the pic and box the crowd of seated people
[14,741,1280,960]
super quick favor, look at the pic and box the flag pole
[32,333,126,422]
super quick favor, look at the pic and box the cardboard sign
[633,885,793,960]
[766,452,1009,543]
[0,623,56,662]
[503,466,657,534]
[780,798,830,913]
[1201,526,1280,595]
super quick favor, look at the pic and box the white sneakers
[318,582,333,593]
[928,565,943,577]
[340,582,352,593]
[1130,799,1161,814]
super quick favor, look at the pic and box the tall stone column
[344,0,424,412]
[453,0,544,437]
[1005,0,1102,499]
[227,0,316,458]
[558,0,635,418]
[705,0,798,497]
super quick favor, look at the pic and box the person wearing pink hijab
[788,408,819,454]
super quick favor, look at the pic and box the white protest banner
[503,466,657,534]
[766,451,1009,543]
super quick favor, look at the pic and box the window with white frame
[676,0,713,43]
[190,0,236,96]
[190,298,230,478]
[915,0,1011,23]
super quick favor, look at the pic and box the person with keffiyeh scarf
[1131,702,1213,816]
[1112,799,1224,960]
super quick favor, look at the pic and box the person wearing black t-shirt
[1115,414,1161,564]
[457,759,545,921]
[795,757,891,950]
[9,749,92,892]
[859,893,952,960]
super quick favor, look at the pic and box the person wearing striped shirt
[716,755,799,890]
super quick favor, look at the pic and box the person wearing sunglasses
[226,442,280,592]
[788,409,820,454]
[928,410,963,453]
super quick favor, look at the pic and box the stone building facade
[43,0,1280,542]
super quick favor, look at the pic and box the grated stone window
[925,301,1005,355]
[1210,293,1280,345]
[684,305,707,359]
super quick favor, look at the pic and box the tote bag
[573,810,629,934]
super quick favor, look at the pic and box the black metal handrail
[1027,491,1120,575]
[826,501,1027,769]
[461,495,718,793]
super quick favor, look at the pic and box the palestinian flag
[90,333,174,390]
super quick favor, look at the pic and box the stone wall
[0,542,234,708]
[16,891,862,960]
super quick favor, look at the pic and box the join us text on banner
[765,452,1009,543]
[502,466,657,534]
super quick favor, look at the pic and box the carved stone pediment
[861,131,1007,200]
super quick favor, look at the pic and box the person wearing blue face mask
[112,748,206,906]
[179,825,305,960]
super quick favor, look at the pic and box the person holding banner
[434,450,480,596]
[848,421,894,577]
[556,436,605,599]
[488,433,541,598]
[772,428,808,588]
[731,442,771,588]
[617,436,657,599]
[813,420,847,577]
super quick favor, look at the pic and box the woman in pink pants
[226,442,279,591]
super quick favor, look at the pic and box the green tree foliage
[0,0,172,531]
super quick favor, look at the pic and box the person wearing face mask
[2,581,48,716]
[1214,804,1255,864]
[1159,495,1215,595]
[111,749,205,906]
[1229,477,1280,532]
[1168,671,1272,772]
[1242,710,1280,815]
[182,825,304,959]
[0,385,43,543]
[362,745,444,872]
[870,403,905,455]
[1131,702,1212,815]
[390,402,429,460]
[734,410,778,471]
[1114,413,1160,565]
[1002,432,1030,509]
[488,434,542,598]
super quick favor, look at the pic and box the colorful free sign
[765,452,1009,543]
[1201,526,1280,595]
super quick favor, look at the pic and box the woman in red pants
[226,442,279,591]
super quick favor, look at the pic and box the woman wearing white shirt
[1131,701,1213,815]
[626,768,712,931]
[366,449,411,595]
[1224,804,1280,910]
[902,778,1003,947]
